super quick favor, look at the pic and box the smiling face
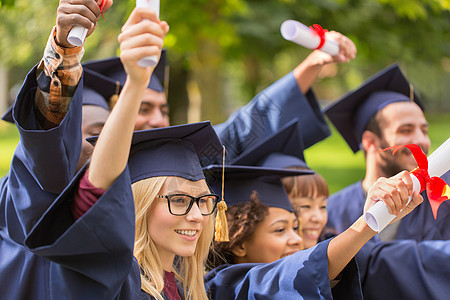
[134,88,170,131]
[292,196,327,249]
[146,177,210,270]
[375,102,430,176]
[235,207,303,264]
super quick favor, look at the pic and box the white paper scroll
[280,20,339,56]
[68,25,88,47]
[136,0,160,67]
[365,137,450,232]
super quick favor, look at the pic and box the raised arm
[294,30,356,94]
[327,171,423,280]
[88,7,169,190]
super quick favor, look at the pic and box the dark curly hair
[206,191,269,270]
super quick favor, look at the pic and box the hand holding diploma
[281,20,340,56]
[364,138,450,232]
[58,0,113,48]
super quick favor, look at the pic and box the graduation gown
[214,72,330,161]
[326,177,450,300]
[204,239,363,300]
[0,65,83,300]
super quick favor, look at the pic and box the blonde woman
[25,7,222,299]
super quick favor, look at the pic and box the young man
[324,63,450,300]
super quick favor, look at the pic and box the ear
[361,130,381,153]
[231,242,247,258]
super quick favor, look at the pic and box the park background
[0,0,449,193]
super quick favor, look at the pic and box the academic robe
[0,64,82,300]
[204,239,363,300]
[214,72,330,161]
[326,174,450,300]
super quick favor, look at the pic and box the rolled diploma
[280,20,339,56]
[68,25,88,47]
[365,137,450,232]
[136,0,160,67]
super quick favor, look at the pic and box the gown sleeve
[213,72,330,161]
[24,166,136,299]
[2,65,83,243]
[356,239,450,300]
[204,239,362,300]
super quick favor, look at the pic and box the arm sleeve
[356,239,450,300]
[213,72,330,161]
[35,26,84,130]
[205,239,362,300]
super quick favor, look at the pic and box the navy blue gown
[214,72,330,161]
[205,239,362,299]
[0,65,82,299]
[327,171,450,300]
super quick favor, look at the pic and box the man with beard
[323,64,450,300]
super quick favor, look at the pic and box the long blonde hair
[132,176,214,300]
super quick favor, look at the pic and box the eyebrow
[168,190,210,197]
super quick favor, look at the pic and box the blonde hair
[132,176,214,300]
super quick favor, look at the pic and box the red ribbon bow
[384,144,450,218]
[309,24,328,50]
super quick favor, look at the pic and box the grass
[1,113,449,193]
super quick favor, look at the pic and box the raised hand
[118,7,169,87]
[56,0,113,48]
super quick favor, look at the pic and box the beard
[377,139,428,177]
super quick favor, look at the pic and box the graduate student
[0,1,114,299]
[324,64,450,299]
[203,120,423,299]
[24,6,226,299]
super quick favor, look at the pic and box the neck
[159,252,175,272]
[362,153,387,192]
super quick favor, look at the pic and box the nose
[309,208,324,223]
[288,229,303,248]
[413,128,430,154]
[147,110,167,129]
[185,202,203,223]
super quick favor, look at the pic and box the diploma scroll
[67,25,88,47]
[365,137,450,232]
[280,20,339,56]
[136,0,160,67]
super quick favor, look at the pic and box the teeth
[175,230,197,237]
[303,230,319,237]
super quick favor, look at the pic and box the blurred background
[1,0,449,193]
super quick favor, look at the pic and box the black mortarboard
[82,49,167,93]
[324,63,424,153]
[230,119,306,166]
[87,121,222,184]
[204,165,312,212]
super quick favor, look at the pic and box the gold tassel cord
[109,81,121,110]
[215,145,229,242]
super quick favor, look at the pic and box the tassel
[215,145,229,242]
[109,81,121,110]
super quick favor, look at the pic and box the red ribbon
[309,24,328,50]
[100,0,106,20]
[383,144,450,218]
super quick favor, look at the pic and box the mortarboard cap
[1,106,13,123]
[88,121,222,184]
[204,165,312,212]
[324,63,424,153]
[231,118,306,166]
[82,49,167,93]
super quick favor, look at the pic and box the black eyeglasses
[157,194,220,216]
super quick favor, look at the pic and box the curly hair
[207,191,269,270]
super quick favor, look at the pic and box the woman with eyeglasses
[24,7,224,300]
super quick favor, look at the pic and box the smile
[175,230,198,237]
